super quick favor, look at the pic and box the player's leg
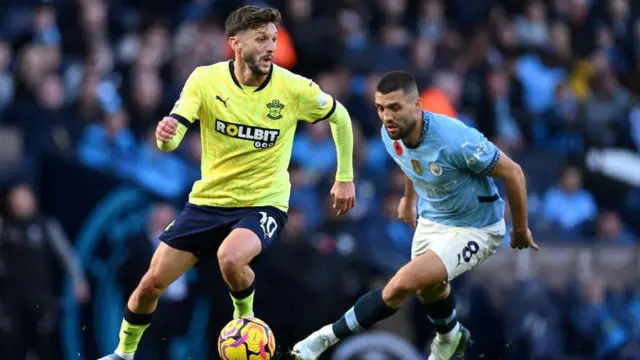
[100,242,197,360]
[417,222,503,360]
[217,228,262,318]
[292,249,448,360]
[217,207,287,318]
[418,283,472,360]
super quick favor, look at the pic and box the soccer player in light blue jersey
[293,71,538,360]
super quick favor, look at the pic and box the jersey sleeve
[295,77,337,123]
[170,67,203,127]
[451,126,500,176]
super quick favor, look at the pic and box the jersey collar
[403,111,430,149]
[228,60,273,92]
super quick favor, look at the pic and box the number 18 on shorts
[411,217,505,281]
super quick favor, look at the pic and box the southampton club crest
[266,99,285,120]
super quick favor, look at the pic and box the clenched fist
[156,116,178,142]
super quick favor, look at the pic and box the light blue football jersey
[382,111,505,228]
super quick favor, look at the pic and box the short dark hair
[376,71,419,96]
[225,6,282,38]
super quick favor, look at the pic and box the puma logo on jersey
[216,95,229,107]
[215,119,280,149]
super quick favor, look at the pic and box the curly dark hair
[225,5,281,38]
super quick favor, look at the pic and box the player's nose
[266,40,276,52]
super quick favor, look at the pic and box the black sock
[228,282,255,300]
[423,291,458,334]
[332,288,397,339]
[124,307,154,325]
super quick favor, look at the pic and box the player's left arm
[489,151,538,250]
[456,127,537,249]
[488,151,527,232]
[297,78,355,214]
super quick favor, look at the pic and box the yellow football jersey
[170,61,336,211]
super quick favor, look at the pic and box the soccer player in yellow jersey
[99,5,356,360]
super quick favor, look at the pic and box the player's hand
[398,196,417,229]
[509,228,539,251]
[156,116,178,142]
[331,181,356,216]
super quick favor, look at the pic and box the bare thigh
[144,242,198,289]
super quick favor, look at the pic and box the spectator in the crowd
[0,183,89,360]
[592,211,636,244]
[77,109,136,173]
[516,47,567,117]
[571,278,629,359]
[476,67,525,152]
[128,128,191,200]
[11,72,81,157]
[118,203,192,360]
[541,164,597,236]
[504,278,565,360]
[409,37,436,89]
[544,82,583,152]
[417,0,446,43]
[284,0,340,75]
[421,70,460,118]
[514,0,549,49]
[582,69,632,147]
[124,69,172,137]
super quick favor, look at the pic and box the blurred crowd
[1,0,640,359]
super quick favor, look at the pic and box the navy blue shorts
[159,204,288,259]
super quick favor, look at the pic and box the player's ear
[229,36,240,53]
[415,96,423,112]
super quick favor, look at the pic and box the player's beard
[386,118,415,140]
[244,51,269,77]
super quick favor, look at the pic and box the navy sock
[423,291,458,334]
[332,288,397,339]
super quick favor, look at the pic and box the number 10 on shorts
[259,212,278,239]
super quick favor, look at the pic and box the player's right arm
[404,176,417,202]
[398,176,418,229]
[157,67,203,152]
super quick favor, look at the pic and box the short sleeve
[171,67,202,126]
[296,77,336,123]
[452,126,500,176]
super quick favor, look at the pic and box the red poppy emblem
[394,141,403,156]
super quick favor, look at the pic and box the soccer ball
[218,317,276,360]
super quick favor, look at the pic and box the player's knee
[417,281,448,303]
[382,275,417,307]
[217,247,244,277]
[136,272,169,300]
